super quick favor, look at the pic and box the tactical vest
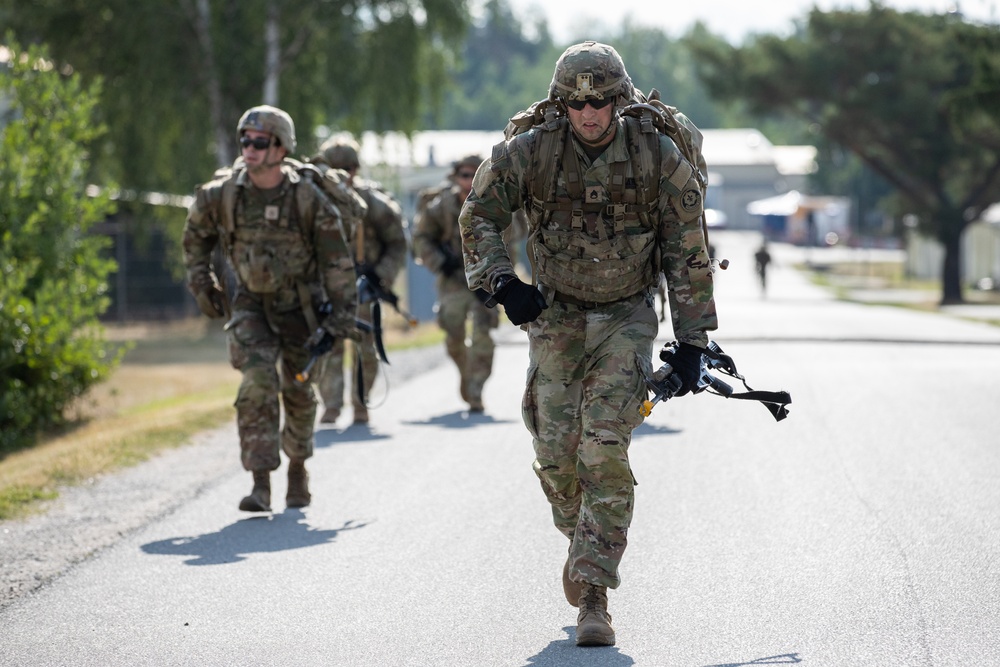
[218,167,320,297]
[500,92,707,304]
[214,162,353,330]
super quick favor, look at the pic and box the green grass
[0,316,443,521]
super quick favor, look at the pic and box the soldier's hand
[305,327,335,355]
[194,284,226,319]
[495,277,547,325]
[440,253,463,277]
[660,342,703,396]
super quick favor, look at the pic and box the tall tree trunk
[263,1,281,105]
[186,0,232,167]
[939,222,966,305]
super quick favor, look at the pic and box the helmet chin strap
[248,147,284,172]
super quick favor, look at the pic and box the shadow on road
[630,420,682,440]
[402,409,515,429]
[703,653,802,666]
[522,625,634,666]
[140,511,368,566]
[315,423,391,447]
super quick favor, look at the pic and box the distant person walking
[754,240,772,296]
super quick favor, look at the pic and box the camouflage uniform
[413,176,498,411]
[315,177,408,419]
[182,145,356,474]
[459,43,718,592]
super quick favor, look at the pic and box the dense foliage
[0,0,470,193]
[0,38,124,452]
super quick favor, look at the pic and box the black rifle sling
[702,346,792,422]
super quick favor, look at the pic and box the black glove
[473,288,492,304]
[660,342,704,396]
[357,262,380,285]
[440,252,463,278]
[494,277,547,325]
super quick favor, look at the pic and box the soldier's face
[241,130,284,170]
[567,100,615,146]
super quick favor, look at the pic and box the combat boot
[286,458,311,508]
[238,470,271,512]
[576,583,615,647]
[563,557,584,607]
[320,407,340,424]
[353,405,369,425]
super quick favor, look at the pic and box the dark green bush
[0,37,123,453]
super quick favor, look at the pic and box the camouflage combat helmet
[316,135,361,170]
[237,105,296,153]
[549,41,634,105]
[451,154,483,175]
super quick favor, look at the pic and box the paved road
[2,231,999,666]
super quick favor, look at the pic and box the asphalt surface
[2,230,999,666]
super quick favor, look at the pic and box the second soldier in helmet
[310,134,409,426]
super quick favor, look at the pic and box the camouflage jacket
[352,178,409,285]
[459,115,718,346]
[181,164,357,337]
[412,184,468,288]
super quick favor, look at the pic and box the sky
[502,0,998,44]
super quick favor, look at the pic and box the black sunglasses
[456,171,477,179]
[240,135,273,150]
[565,96,615,111]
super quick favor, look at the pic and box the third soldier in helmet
[413,155,498,413]
[459,42,720,646]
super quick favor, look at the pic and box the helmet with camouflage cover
[451,154,483,176]
[237,105,296,153]
[549,41,634,105]
[315,134,361,171]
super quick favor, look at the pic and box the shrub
[0,37,124,453]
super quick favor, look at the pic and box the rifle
[294,326,336,385]
[641,341,791,422]
[356,263,418,368]
[356,263,418,326]
[438,242,465,278]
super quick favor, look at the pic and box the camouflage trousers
[226,303,316,472]
[314,305,379,412]
[436,279,498,405]
[522,292,657,589]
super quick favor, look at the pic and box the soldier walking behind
[310,135,409,425]
[182,106,357,512]
[459,43,720,645]
[413,155,497,413]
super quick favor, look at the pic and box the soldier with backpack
[182,105,357,512]
[413,155,497,413]
[309,134,409,425]
[458,42,720,646]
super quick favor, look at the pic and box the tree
[687,3,1000,304]
[0,38,124,453]
[0,0,470,194]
